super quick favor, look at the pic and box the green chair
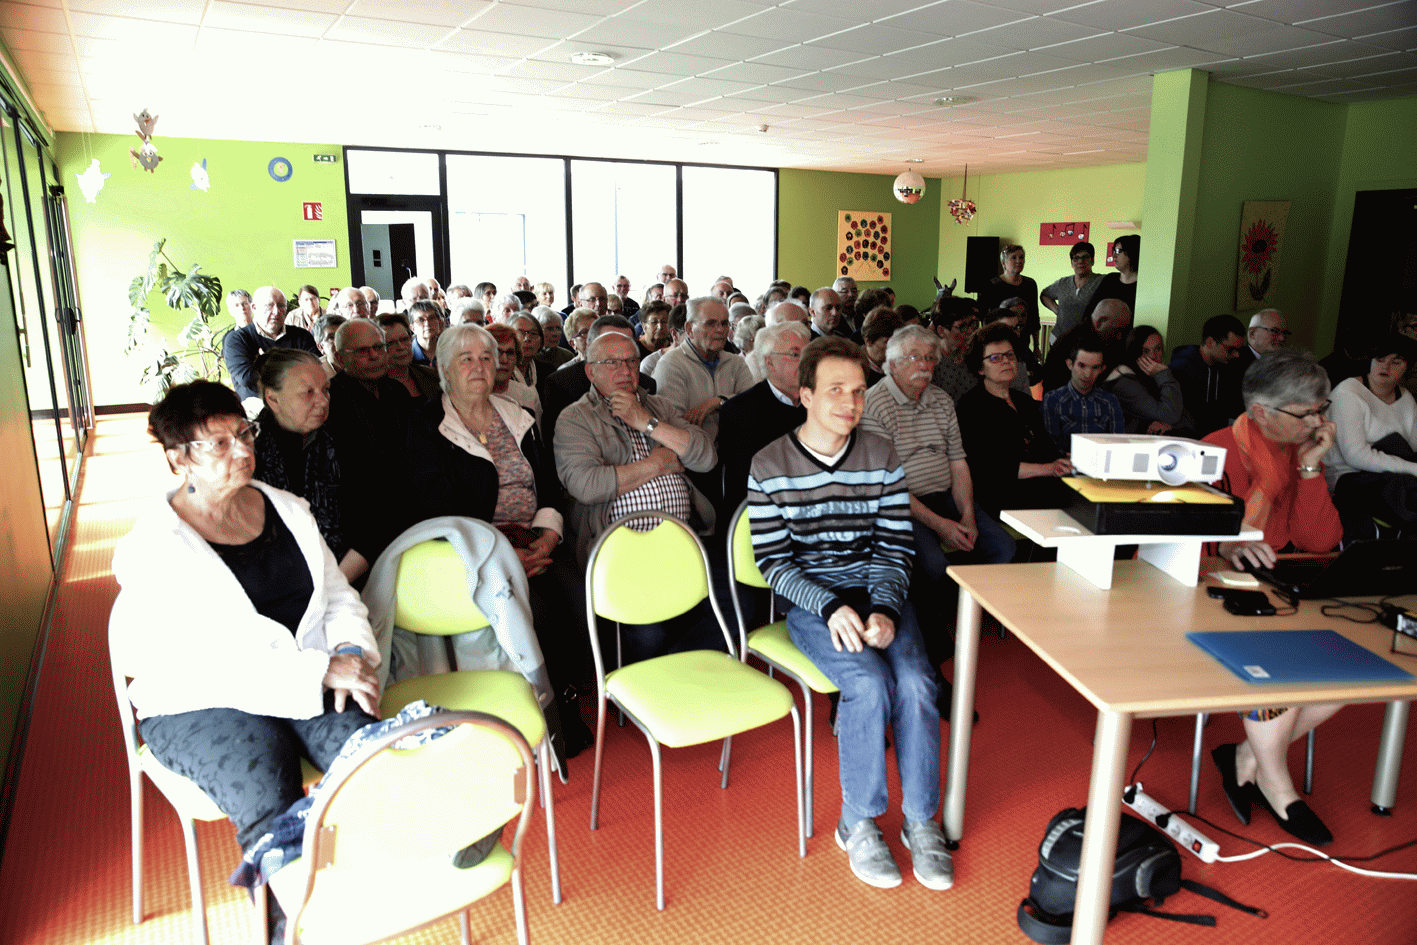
[378,538,561,904]
[727,501,838,838]
[585,510,804,910]
[283,710,535,945]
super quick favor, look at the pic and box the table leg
[1371,699,1410,814]
[943,589,981,843]
[1074,709,1133,945]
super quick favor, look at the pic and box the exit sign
[313,154,338,163]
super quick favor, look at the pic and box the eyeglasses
[983,351,1018,364]
[1269,400,1329,421]
[899,354,940,365]
[769,349,802,360]
[1071,254,1093,262]
[185,422,259,455]
[572,330,590,340]
[344,342,388,358]
[590,357,639,371]
[516,328,541,339]
[385,333,412,347]
[1257,325,1292,340]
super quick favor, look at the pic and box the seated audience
[533,307,575,369]
[377,313,440,403]
[313,313,345,378]
[224,285,320,406]
[1041,297,1131,392]
[957,323,1072,516]
[1041,331,1123,453]
[114,380,380,914]
[1104,325,1187,435]
[287,284,323,333]
[1324,333,1417,542]
[541,314,655,452]
[486,323,542,422]
[652,297,755,449]
[861,309,903,387]
[407,299,444,366]
[734,314,766,370]
[636,300,673,358]
[1170,313,1247,436]
[985,305,1042,386]
[1204,349,1343,847]
[747,336,951,892]
[718,320,810,525]
[930,296,983,402]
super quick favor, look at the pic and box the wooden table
[942,558,1417,945]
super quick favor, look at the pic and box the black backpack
[1017,807,1266,944]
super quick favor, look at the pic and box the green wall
[1317,96,1417,348]
[933,162,1146,316]
[57,133,352,406]
[777,168,942,311]
[1176,80,1346,354]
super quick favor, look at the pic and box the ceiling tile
[619,49,739,76]
[459,2,606,39]
[192,26,317,57]
[343,0,490,27]
[806,23,940,56]
[325,16,452,47]
[579,67,679,89]
[1050,0,1217,32]
[665,29,797,59]
[203,1,336,38]
[726,6,860,42]
[502,59,609,81]
[438,28,560,58]
[964,13,1102,50]
[626,0,775,30]
[878,0,1025,36]
[749,43,869,70]
[1353,25,1417,51]
[0,27,74,55]
[66,11,198,43]
[702,60,812,84]
[1297,2,1417,39]
[1127,10,1337,57]
[771,72,872,93]
[572,18,705,49]
[662,76,766,98]
[2,3,70,34]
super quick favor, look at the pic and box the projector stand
[999,507,1263,591]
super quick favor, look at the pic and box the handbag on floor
[1017,807,1266,944]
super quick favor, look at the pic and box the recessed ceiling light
[571,51,616,66]
[934,96,970,105]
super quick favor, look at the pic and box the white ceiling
[1,0,1414,176]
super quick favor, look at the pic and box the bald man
[223,284,320,404]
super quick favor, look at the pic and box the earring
[187,481,195,494]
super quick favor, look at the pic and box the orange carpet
[2,414,1416,945]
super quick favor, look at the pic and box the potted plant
[126,239,226,396]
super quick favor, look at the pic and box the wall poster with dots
[837,211,891,282]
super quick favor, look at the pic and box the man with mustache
[860,324,1014,716]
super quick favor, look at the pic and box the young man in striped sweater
[746,335,952,891]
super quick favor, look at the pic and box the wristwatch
[1298,463,1321,474]
[643,416,660,435]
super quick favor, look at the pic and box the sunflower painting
[1236,200,1289,309]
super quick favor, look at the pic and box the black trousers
[140,691,376,852]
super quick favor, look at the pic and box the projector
[1069,434,1226,486]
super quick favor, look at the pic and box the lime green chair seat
[606,650,796,748]
[586,511,804,911]
[383,535,560,905]
[745,621,838,695]
[288,711,535,945]
[383,670,547,748]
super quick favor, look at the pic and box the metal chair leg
[178,816,210,945]
[1188,713,1206,815]
[718,737,732,788]
[538,739,562,904]
[649,737,666,911]
[130,768,144,925]
[1304,729,1315,795]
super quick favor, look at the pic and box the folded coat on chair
[363,516,552,709]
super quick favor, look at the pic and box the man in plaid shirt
[1042,331,1123,453]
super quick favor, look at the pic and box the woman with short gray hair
[534,306,575,369]
[1202,348,1343,848]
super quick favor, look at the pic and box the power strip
[1125,782,1220,863]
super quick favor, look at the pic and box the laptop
[1249,540,1417,601]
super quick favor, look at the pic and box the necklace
[460,406,496,445]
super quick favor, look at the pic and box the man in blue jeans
[746,335,951,890]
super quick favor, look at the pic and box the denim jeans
[787,601,940,826]
[911,493,1015,669]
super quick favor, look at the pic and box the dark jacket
[1168,344,1243,436]
[717,380,807,525]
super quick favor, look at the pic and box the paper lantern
[893,170,925,204]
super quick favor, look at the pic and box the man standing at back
[748,336,951,892]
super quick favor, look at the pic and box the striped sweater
[746,430,914,624]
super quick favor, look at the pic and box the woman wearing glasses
[1324,333,1417,543]
[955,322,1072,517]
[1203,349,1343,846]
[113,380,381,910]
[1040,241,1105,344]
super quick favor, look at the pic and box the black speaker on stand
[964,236,1000,296]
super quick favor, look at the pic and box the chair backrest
[394,539,492,636]
[728,501,771,590]
[583,511,738,672]
[293,709,533,890]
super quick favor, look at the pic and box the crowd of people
[114,248,1417,913]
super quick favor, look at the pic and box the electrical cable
[1172,808,1417,878]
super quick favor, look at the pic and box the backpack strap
[1117,902,1217,928]
[1017,898,1075,944]
[1179,879,1269,919]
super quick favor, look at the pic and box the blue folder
[1186,629,1415,685]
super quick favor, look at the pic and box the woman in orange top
[1203,349,1342,847]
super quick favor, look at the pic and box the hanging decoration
[76,159,111,203]
[129,109,162,172]
[190,158,210,192]
[948,164,977,224]
[892,169,925,204]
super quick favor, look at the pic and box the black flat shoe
[1250,785,1333,846]
[1210,743,1252,826]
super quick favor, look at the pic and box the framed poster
[1237,201,1288,308]
[837,211,891,280]
[1040,221,1089,246]
[294,239,337,269]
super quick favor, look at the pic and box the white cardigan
[111,481,378,721]
[1324,376,1417,488]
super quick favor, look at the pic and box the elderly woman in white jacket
[112,380,380,884]
[1325,333,1417,543]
